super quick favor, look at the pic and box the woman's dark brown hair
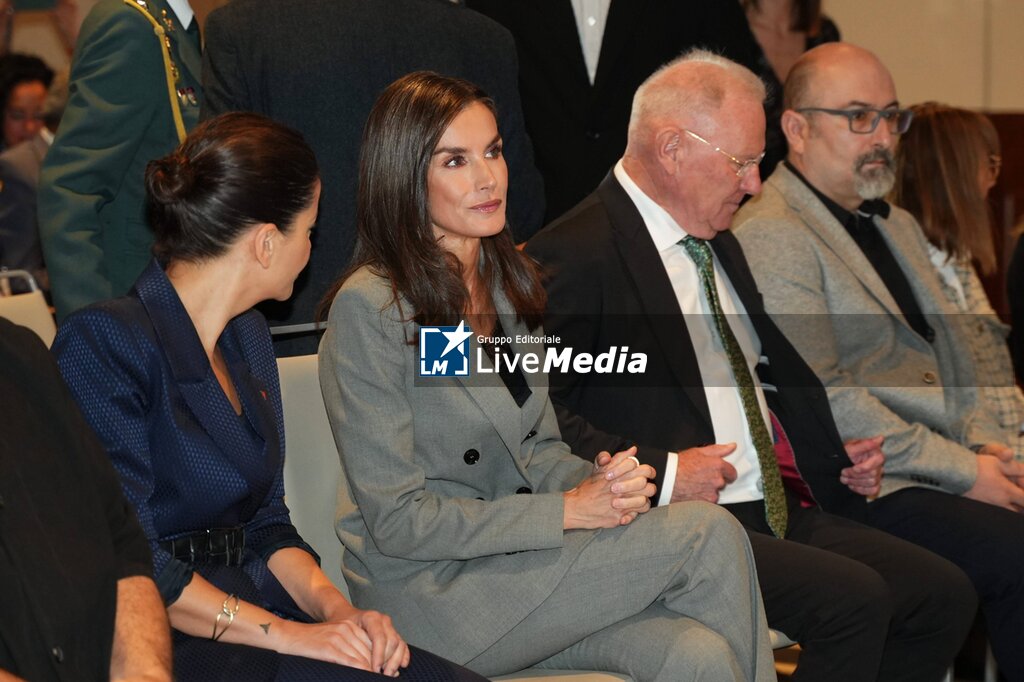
[742,0,822,34]
[145,112,319,263]
[318,71,545,329]
[891,102,999,274]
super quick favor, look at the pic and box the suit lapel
[597,174,714,434]
[772,166,910,326]
[221,319,281,497]
[135,261,268,475]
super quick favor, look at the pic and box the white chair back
[277,354,347,593]
[0,270,56,347]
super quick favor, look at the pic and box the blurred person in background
[39,0,201,321]
[0,52,52,151]
[466,0,761,224]
[742,0,840,177]
[892,102,1024,461]
[201,0,545,356]
[0,69,67,293]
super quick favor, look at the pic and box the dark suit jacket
[467,0,760,223]
[202,0,545,354]
[52,261,315,608]
[39,0,202,321]
[0,319,152,682]
[525,173,866,521]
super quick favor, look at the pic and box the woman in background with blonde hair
[892,101,1023,460]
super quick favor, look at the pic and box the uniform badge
[160,9,175,32]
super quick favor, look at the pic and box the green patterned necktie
[680,236,788,537]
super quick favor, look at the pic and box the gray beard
[853,150,896,200]
[854,166,895,200]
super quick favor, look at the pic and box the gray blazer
[733,164,1002,498]
[318,267,593,663]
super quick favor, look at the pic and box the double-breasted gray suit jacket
[318,267,594,664]
[733,164,1003,498]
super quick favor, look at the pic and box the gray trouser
[465,501,775,682]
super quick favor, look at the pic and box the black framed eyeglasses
[682,129,765,177]
[795,107,914,135]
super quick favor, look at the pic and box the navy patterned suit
[52,260,484,681]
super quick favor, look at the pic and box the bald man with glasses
[527,48,975,682]
[735,42,1024,678]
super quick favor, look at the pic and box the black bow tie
[856,199,891,220]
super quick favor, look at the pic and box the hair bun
[146,152,196,204]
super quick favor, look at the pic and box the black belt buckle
[165,527,245,566]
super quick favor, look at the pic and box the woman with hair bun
[52,112,485,681]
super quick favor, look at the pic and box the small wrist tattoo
[260,622,271,635]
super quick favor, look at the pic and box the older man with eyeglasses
[527,48,976,681]
[734,42,1024,678]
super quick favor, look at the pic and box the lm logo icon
[419,320,473,377]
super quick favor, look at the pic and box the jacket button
[922,371,937,384]
[516,486,532,494]
[51,646,64,663]
[585,129,601,141]
[463,449,480,465]
[522,430,537,442]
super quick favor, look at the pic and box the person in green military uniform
[38,0,201,320]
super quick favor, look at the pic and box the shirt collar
[164,0,194,30]
[613,159,693,253]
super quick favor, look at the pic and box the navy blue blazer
[53,260,315,608]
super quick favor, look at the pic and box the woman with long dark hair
[318,71,774,681]
[53,112,485,681]
[892,102,1023,461]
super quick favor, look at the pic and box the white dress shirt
[165,0,195,31]
[614,160,772,506]
[571,0,610,85]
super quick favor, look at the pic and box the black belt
[163,527,245,566]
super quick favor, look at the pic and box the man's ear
[781,109,808,155]
[656,128,682,174]
[252,223,278,269]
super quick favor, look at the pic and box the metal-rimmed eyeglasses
[682,129,765,177]
[795,107,914,135]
